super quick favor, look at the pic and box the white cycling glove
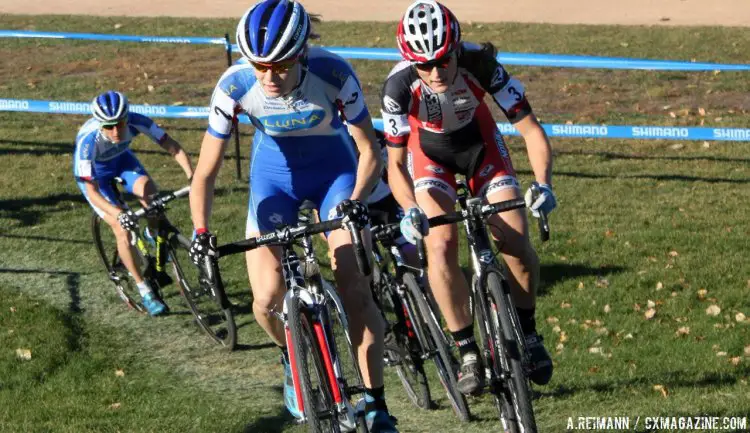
[524,182,557,218]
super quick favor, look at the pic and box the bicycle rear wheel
[485,271,537,433]
[169,233,237,350]
[288,294,341,433]
[375,274,432,410]
[402,272,470,422]
[91,214,145,313]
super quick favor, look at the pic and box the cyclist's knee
[425,227,459,265]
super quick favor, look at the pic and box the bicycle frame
[452,184,532,381]
[279,230,359,425]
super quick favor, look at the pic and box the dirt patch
[2,0,749,27]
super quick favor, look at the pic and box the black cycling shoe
[457,353,485,395]
[525,332,553,385]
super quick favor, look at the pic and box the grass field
[1,14,749,433]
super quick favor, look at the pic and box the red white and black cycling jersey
[381,42,533,199]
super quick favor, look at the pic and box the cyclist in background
[187,1,398,431]
[74,90,193,316]
[383,0,557,395]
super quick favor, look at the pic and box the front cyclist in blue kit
[74,90,193,316]
[187,1,398,431]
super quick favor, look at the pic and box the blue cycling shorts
[246,132,358,236]
[76,150,149,218]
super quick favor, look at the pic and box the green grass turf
[0,14,748,433]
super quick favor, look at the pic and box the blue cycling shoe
[282,355,303,419]
[141,292,166,316]
[356,396,399,433]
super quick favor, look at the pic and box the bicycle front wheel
[485,271,537,433]
[91,214,145,313]
[169,233,237,350]
[402,272,470,422]
[376,274,432,410]
[287,294,341,433]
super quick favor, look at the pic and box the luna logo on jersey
[261,109,325,132]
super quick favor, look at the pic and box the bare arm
[158,134,193,180]
[189,132,228,231]
[386,145,419,210]
[84,180,122,219]
[514,114,552,185]
[348,114,383,202]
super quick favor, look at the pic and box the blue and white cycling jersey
[73,112,166,181]
[207,48,371,234]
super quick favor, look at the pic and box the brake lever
[529,183,550,242]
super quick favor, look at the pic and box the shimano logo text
[631,126,688,138]
[0,99,30,110]
[713,128,750,140]
[49,101,89,113]
[552,125,609,137]
[131,105,167,116]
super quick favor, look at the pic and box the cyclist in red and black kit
[382,0,557,395]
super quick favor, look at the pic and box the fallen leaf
[716,351,727,357]
[603,304,611,313]
[634,303,642,312]
[730,357,741,366]
[675,326,690,337]
[624,333,634,340]
[697,289,708,300]
[567,319,578,324]
[619,42,629,47]
[577,281,585,289]
[560,301,572,309]
[744,345,750,357]
[588,347,601,354]
[595,278,609,288]
[596,327,609,336]
[702,141,710,148]
[559,331,569,343]
[15,348,32,361]
[668,250,679,257]
[552,325,561,334]
[669,111,677,118]
[706,305,721,316]
[546,316,559,324]
[735,312,746,323]
[605,229,615,237]
[647,300,656,309]
[114,23,122,29]
[109,402,122,410]
[671,291,678,298]
[555,343,564,352]
[645,308,656,320]
[9,306,16,313]
[669,143,684,150]
[656,282,664,291]
[115,369,125,377]
[147,85,155,92]
[653,384,668,397]
[698,107,706,116]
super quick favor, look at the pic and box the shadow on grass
[557,149,750,165]
[538,263,626,296]
[0,192,86,226]
[241,386,296,433]
[555,170,749,185]
[538,365,750,400]
[0,232,91,245]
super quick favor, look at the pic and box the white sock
[136,281,153,297]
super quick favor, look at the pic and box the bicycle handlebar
[426,198,527,229]
[215,217,371,276]
[133,185,191,219]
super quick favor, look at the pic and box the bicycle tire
[91,214,145,313]
[402,272,470,422]
[288,294,341,433]
[485,271,537,433]
[374,273,432,410]
[169,233,237,350]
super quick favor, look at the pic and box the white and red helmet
[397,0,461,63]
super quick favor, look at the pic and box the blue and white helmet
[236,0,311,63]
[91,91,128,124]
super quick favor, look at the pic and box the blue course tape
[0,30,226,46]
[2,30,748,71]
[2,98,748,142]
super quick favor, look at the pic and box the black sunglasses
[415,55,453,71]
